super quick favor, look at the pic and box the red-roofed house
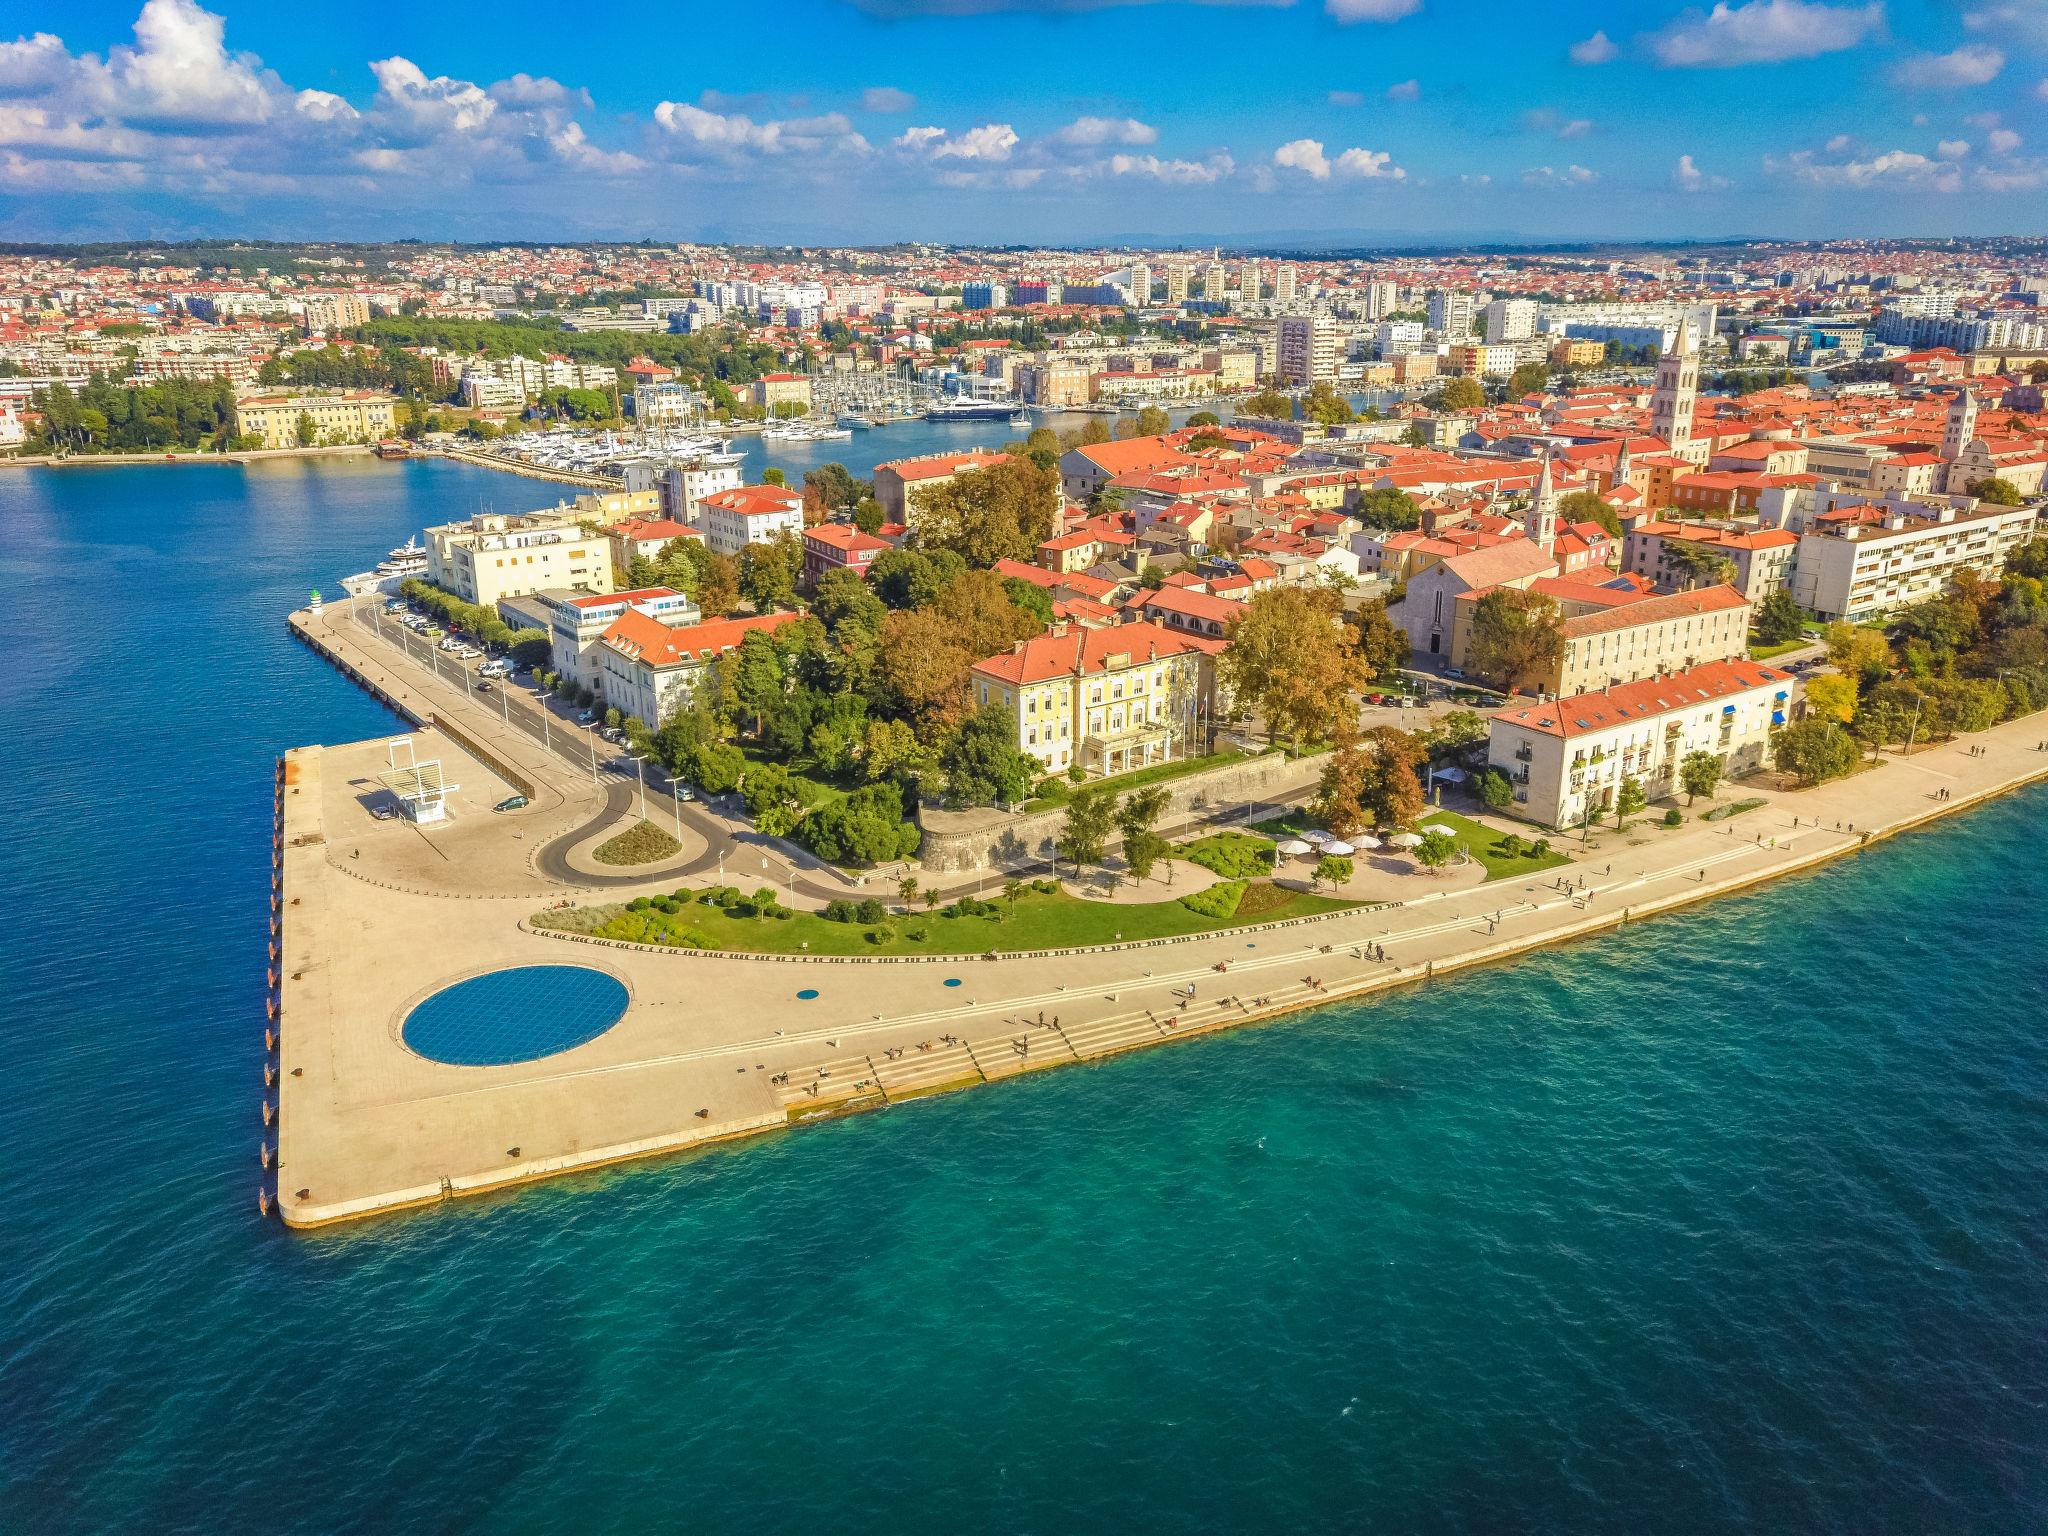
[607,517,702,572]
[697,484,805,555]
[803,523,892,584]
[1487,658,1795,827]
[597,609,801,726]
[873,448,1011,521]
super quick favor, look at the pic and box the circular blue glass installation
[796,988,820,1001]
[943,977,963,988]
[402,966,628,1066]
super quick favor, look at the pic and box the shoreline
[272,601,2048,1228]
[2,443,380,469]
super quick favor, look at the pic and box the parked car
[493,795,529,813]
[578,710,597,725]
[675,784,697,802]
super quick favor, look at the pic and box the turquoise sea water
[3,459,2046,1533]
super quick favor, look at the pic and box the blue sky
[4,0,2046,244]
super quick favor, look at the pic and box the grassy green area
[1701,797,1768,823]
[1023,749,1252,811]
[1415,810,1572,881]
[738,744,848,809]
[1748,637,1808,661]
[592,819,683,866]
[1178,830,1278,880]
[535,880,1353,956]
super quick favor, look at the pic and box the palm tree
[1002,879,1025,909]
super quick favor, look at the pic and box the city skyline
[5,0,2048,245]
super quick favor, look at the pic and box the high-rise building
[1363,281,1398,321]
[1240,263,1263,304]
[1201,263,1227,302]
[1128,263,1153,307]
[1651,315,1704,464]
[1276,316,1339,386]
[1428,289,1477,336]
[1165,263,1191,305]
[1274,264,1299,305]
[1483,298,1539,344]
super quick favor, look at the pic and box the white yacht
[340,537,428,597]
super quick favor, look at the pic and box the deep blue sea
[3,457,2046,1535]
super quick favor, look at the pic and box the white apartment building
[424,511,615,606]
[1488,658,1795,828]
[660,453,744,521]
[596,611,800,727]
[1375,320,1427,357]
[1277,316,1340,385]
[970,621,1214,778]
[1484,298,1539,344]
[545,586,700,692]
[1428,289,1478,336]
[1780,498,2042,622]
[1621,521,1800,603]
[1273,265,1299,306]
[695,484,805,555]
[1363,281,1400,320]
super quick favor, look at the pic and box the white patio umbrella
[1422,823,1459,838]
[1275,838,1313,855]
[1388,831,1425,849]
[1351,834,1383,850]
[1302,828,1334,846]
[1431,766,1468,783]
[1322,840,1356,857]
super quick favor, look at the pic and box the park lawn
[1023,748,1252,812]
[1178,830,1278,880]
[1748,636,1807,661]
[1413,810,1572,882]
[738,744,849,810]
[536,882,1353,956]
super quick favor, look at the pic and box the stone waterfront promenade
[272,602,2048,1229]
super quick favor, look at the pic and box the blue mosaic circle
[403,966,628,1066]
[943,978,963,988]
[797,988,820,1000]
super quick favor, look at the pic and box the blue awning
[1723,704,1737,714]
[1774,690,1789,701]
[1771,710,1786,725]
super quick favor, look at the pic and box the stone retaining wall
[916,751,1322,874]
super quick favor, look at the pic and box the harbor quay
[272,600,2048,1230]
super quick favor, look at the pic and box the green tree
[762,466,786,486]
[1221,586,1367,750]
[1614,775,1648,825]
[1679,750,1723,804]
[1555,489,1623,540]
[1134,405,1171,436]
[1116,784,1172,876]
[1465,587,1565,694]
[1123,828,1171,885]
[1414,828,1458,868]
[852,496,886,534]
[1824,621,1893,683]
[1804,673,1858,723]
[940,703,1035,807]
[740,760,807,836]
[1057,786,1118,876]
[1664,541,1737,590]
[1304,381,1355,425]
[1754,589,1806,645]
[1966,476,2024,506]
[1186,411,1221,427]
[1773,717,1859,785]
[1240,387,1292,419]
[907,457,1060,567]
[738,531,804,612]
[1506,362,1549,399]
[1477,767,1515,811]
[1354,596,1408,679]
[1352,486,1422,532]
[1437,377,1484,412]
[1314,854,1355,891]
[294,411,317,447]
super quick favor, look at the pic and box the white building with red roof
[596,610,801,727]
[970,620,1216,777]
[544,586,701,692]
[697,484,805,555]
[1488,658,1796,828]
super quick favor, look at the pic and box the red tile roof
[599,608,799,668]
[1493,658,1791,739]
[971,620,1206,685]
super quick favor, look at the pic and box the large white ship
[340,537,428,598]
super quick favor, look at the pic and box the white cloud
[1570,29,1620,64]
[1525,108,1594,139]
[1324,0,1422,21]
[110,0,279,129]
[1974,160,2046,190]
[1386,78,1421,101]
[1271,137,1404,180]
[1988,127,2022,153]
[1890,46,2005,88]
[1938,138,1972,158]
[860,86,916,113]
[370,58,496,142]
[1108,151,1234,184]
[892,121,1019,160]
[1327,89,1366,106]
[654,101,866,156]
[1053,115,1157,147]
[1964,3,2048,49]
[1770,145,1963,190]
[1673,153,1731,190]
[1521,163,1599,185]
[489,74,590,111]
[1826,132,1853,151]
[1647,0,1883,68]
